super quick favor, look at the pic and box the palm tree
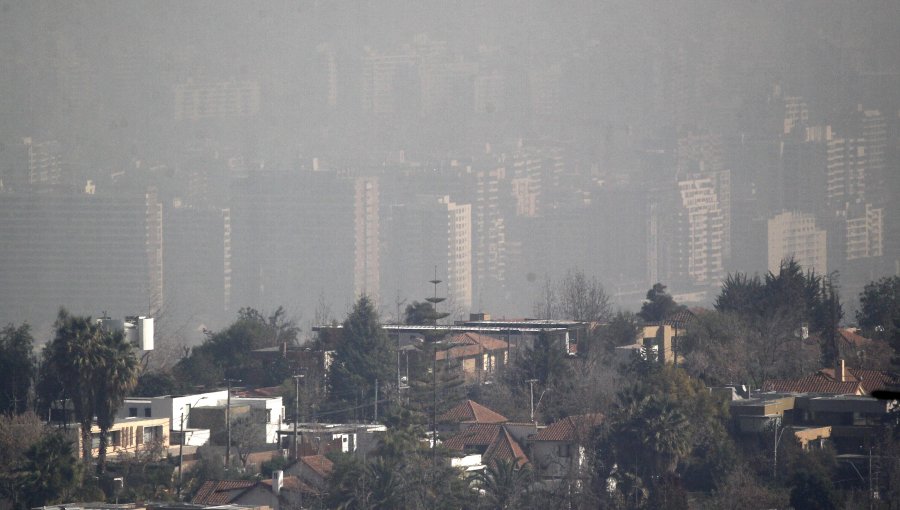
[95,328,139,474]
[638,397,691,474]
[43,309,106,461]
[473,459,531,510]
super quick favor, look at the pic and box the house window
[91,433,101,450]
[109,431,121,447]
[143,425,163,444]
[129,407,138,417]
[557,444,571,457]
[144,407,152,418]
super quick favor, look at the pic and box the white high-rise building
[768,211,827,274]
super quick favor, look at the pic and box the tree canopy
[638,283,684,323]
[327,295,396,422]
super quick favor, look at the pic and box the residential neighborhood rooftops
[483,427,529,467]
[531,413,604,442]
[444,423,505,450]
[192,481,257,506]
[438,400,508,424]
[299,454,334,478]
[763,376,863,395]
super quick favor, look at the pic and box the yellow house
[69,417,170,459]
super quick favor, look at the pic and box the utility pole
[527,379,538,422]
[773,418,787,479]
[224,378,241,467]
[374,379,379,422]
[292,374,304,460]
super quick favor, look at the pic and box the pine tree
[327,296,396,422]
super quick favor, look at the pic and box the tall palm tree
[638,397,691,474]
[95,328,139,474]
[44,309,106,461]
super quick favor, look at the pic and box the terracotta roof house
[443,423,531,470]
[529,413,604,481]
[763,376,864,396]
[483,427,529,468]
[193,476,317,508]
[763,360,898,396]
[437,399,509,435]
[192,480,257,506]
[436,333,509,384]
[285,454,334,490]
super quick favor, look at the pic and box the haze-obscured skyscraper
[768,210,827,275]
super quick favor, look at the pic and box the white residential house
[119,391,285,450]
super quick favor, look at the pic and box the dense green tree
[638,283,684,323]
[594,311,641,355]
[175,307,299,388]
[327,295,396,422]
[95,328,140,474]
[857,275,900,350]
[714,273,765,316]
[18,432,82,509]
[596,366,733,503]
[0,323,35,414]
[815,276,844,370]
[516,331,571,388]
[789,470,838,510]
[132,371,181,397]
[405,301,440,325]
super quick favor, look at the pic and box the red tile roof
[436,343,484,360]
[192,480,256,505]
[261,475,319,495]
[300,454,334,478]
[532,413,604,442]
[438,400,508,424]
[444,423,502,451]
[763,376,863,395]
[817,368,899,394]
[483,427,529,467]
[450,332,509,351]
[839,328,872,347]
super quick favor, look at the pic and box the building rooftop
[438,400,508,424]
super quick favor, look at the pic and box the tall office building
[768,210,827,275]
[383,195,472,315]
[361,47,416,115]
[353,177,380,299]
[0,188,162,330]
[230,170,377,318]
[174,79,261,121]
[163,204,232,329]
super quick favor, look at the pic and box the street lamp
[177,395,208,499]
[292,374,304,461]
[224,378,241,467]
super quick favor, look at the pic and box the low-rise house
[443,423,532,471]
[192,476,317,510]
[437,399,509,435]
[763,360,897,396]
[285,454,334,491]
[436,333,508,384]
[528,413,603,482]
[277,423,386,458]
[729,390,897,455]
[67,416,170,460]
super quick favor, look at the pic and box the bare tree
[557,269,612,323]
[532,270,612,323]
